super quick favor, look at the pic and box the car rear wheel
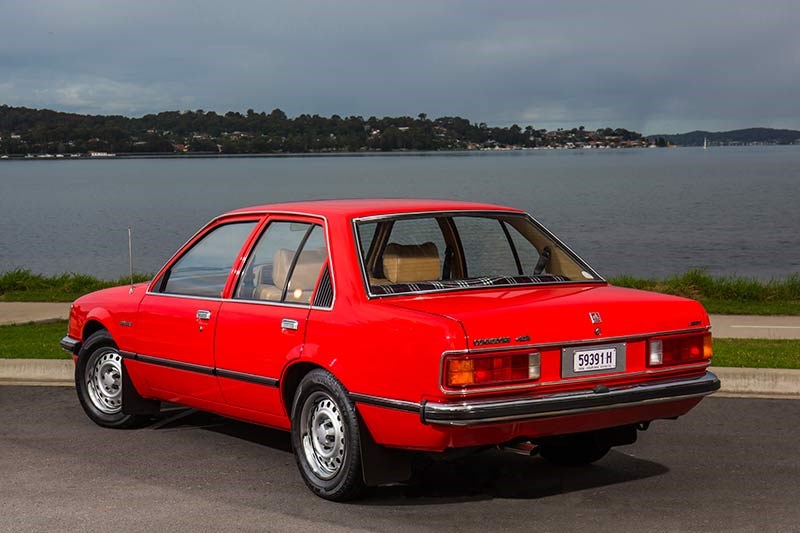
[290,369,365,501]
[538,433,611,466]
[75,330,148,429]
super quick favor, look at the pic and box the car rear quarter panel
[301,300,465,404]
[301,212,466,402]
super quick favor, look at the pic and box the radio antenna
[128,226,134,293]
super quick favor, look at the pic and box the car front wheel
[75,330,148,429]
[290,369,365,501]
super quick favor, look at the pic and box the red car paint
[65,199,718,453]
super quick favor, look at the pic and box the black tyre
[75,330,148,429]
[290,369,365,501]
[538,433,611,466]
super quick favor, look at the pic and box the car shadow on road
[146,407,669,504]
[148,407,293,453]
[365,449,669,504]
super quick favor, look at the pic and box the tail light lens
[444,352,540,389]
[648,332,712,366]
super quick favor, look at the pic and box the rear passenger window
[235,222,327,305]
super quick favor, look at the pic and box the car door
[132,216,260,402]
[214,216,329,416]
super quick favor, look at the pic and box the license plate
[573,347,617,373]
[561,343,626,377]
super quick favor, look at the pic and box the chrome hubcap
[300,391,346,480]
[86,349,123,414]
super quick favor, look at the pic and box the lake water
[1,146,798,280]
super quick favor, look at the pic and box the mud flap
[121,359,161,416]
[358,415,413,487]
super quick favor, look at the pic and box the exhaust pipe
[498,440,539,456]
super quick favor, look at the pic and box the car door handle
[281,318,299,331]
[196,309,212,320]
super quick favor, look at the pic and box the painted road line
[729,325,800,329]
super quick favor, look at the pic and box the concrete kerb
[1,359,798,399]
[711,367,800,399]
[0,359,74,386]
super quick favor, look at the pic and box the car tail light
[444,352,540,388]
[647,333,712,366]
[648,339,663,366]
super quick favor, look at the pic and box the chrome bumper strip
[60,335,81,355]
[422,372,720,426]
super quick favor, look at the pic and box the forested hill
[650,128,800,147]
[0,104,646,155]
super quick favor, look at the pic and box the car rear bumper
[420,371,720,426]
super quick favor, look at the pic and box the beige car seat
[254,248,326,303]
[376,242,440,284]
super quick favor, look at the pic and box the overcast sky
[0,1,797,134]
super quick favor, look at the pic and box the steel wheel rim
[300,391,346,480]
[86,349,123,414]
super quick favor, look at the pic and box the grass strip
[0,320,70,359]
[0,269,152,302]
[712,338,800,369]
[610,269,800,315]
[0,320,797,370]
[1,268,799,315]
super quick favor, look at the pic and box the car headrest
[383,242,440,283]
[272,248,326,292]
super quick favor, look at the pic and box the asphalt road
[1,387,798,533]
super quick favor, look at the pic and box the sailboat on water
[703,136,708,150]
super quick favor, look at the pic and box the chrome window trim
[231,219,333,310]
[351,209,605,300]
[437,327,711,396]
[146,210,335,311]
[142,292,223,303]
[142,290,333,312]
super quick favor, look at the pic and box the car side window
[235,222,327,305]
[160,221,257,298]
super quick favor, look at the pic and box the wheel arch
[280,361,326,416]
[282,361,414,490]
[82,319,109,342]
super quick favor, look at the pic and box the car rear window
[356,212,600,296]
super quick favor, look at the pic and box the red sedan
[61,199,719,500]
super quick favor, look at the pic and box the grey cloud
[0,0,797,133]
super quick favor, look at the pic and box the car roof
[225,198,525,219]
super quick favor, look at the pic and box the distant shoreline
[3,144,799,161]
